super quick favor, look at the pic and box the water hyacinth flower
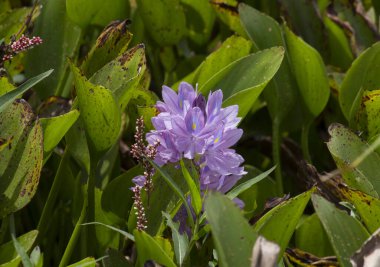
[146,82,246,195]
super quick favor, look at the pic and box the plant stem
[301,122,312,163]
[272,118,283,196]
[58,197,87,267]
[37,150,69,241]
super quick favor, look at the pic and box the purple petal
[178,82,197,112]
[162,86,180,113]
[206,89,223,122]
[185,107,205,134]
[132,175,146,188]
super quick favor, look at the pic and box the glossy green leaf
[210,0,247,37]
[0,230,38,266]
[339,42,380,124]
[211,47,284,118]
[326,123,380,197]
[295,213,334,257]
[227,165,275,200]
[89,44,147,110]
[40,109,79,155]
[70,63,121,153]
[163,212,189,266]
[181,0,215,45]
[312,194,370,267]
[26,0,81,99]
[134,230,176,267]
[356,89,380,139]
[254,190,312,258]
[66,0,129,28]
[340,187,380,233]
[0,70,53,113]
[180,159,202,215]
[81,20,133,77]
[205,192,258,267]
[67,257,96,267]
[137,0,186,46]
[0,100,43,218]
[284,26,330,118]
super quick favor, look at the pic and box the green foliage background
[0,0,380,266]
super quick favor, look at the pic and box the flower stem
[272,118,283,196]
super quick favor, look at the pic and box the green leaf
[40,109,80,155]
[181,0,215,45]
[227,165,275,200]
[253,190,312,258]
[163,212,189,266]
[0,100,43,218]
[137,0,186,46]
[211,47,284,119]
[134,230,176,267]
[210,0,247,37]
[312,194,370,267]
[295,213,334,257]
[26,0,81,99]
[340,187,380,233]
[103,249,133,267]
[70,62,121,153]
[180,159,202,215]
[0,70,53,113]
[81,20,133,77]
[339,42,380,124]
[82,222,134,242]
[89,44,147,110]
[326,123,380,197]
[0,7,31,41]
[0,230,38,266]
[66,0,130,28]
[67,257,96,267]
[284,26,330,118]
[205,192,258,267]
[0,77,15,97]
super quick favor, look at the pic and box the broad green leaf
[356,89,380,139]
[339,42,380,124]
[0,77,14,96]
[227,165,275,199]
[239,3,302,128]
[102,165,143,224]
[0,70,53,113]
[67,257,96,267]
[103,249,133,267]
[66,0,130,28]
[284,26,330,118]
[163,212,189,266]
[326,123,380,197]
[312,194,370,267]
[180,159,202,215]
[254,190,312,258]
[205,192,258,267]
[340,187,380,233]
[26,0,81,99]
[0,100,43,218]
[181,0,215,45]
[210,0,247,37]
[81,20,133,77]
[89,44,147,110]
[208,46,284,118]
[134,230,176,267]
[137,0,186,46]
[40,109,80,155]
[295,213,334,257]
[70,63,121,153]
[0,7,31,41]
[0,230,38,266]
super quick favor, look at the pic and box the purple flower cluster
[147,82,246,194]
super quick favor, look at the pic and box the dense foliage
[1,0,380,266]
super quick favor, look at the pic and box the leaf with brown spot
[0,100,43,218]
